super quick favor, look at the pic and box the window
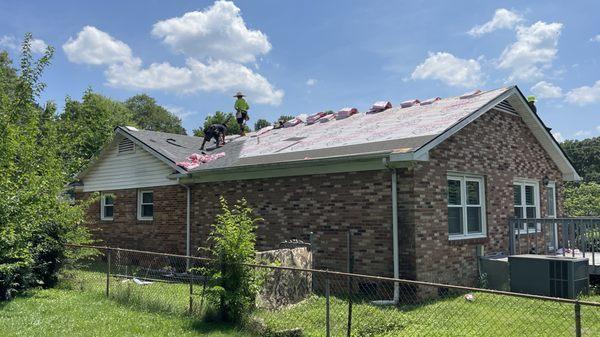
[138,190,153,220]
[513,180,540,232]
[546,182,556,218]
[447,174,486,239]
[100,193,114,221]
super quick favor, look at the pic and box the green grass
[256,292,600,337]
[2,269,599,337]
[0,288,249,337]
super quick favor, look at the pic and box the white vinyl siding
[82,136,177,192]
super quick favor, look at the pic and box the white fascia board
[115,127,188,175]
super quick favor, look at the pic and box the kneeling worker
[200,116,230,151]
[234,91,250,136]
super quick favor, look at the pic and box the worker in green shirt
[234,91,249,136]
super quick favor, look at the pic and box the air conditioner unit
[508,255,589,299]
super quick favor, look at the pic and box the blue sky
[1,1,599,140]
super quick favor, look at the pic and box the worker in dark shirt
[200,116,230,151]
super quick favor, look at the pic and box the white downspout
[391,168,400,303]
[178,179,191,266]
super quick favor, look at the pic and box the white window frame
[513,179,541,233]
[546,181,557,218]
[137,190,154,221]
[447,174,487,240]
[546,181,558,250]
[100,193,114,221]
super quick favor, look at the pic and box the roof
[103,85,579,181]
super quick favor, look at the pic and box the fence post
[325,275,331,337]
[188,256,193,315]
[347,230,353,337]
[575,300,581,337]
[106,248,111,298]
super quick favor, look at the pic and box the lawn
[1,269,599,337]
[0,287,249,337]
[257,292,600,336]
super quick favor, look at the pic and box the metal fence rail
[64,244,600,336]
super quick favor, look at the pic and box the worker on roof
[527,95,537,113]
[234,91,250,136]
[200,116,230,151]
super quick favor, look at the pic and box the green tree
[254,118,271,131]
[198,197,262,323]
[564,183,600,216]
[193,111,249,137]
[0,34,91,300]
[58,89,134,177]
[124,94,186,134]
[277,115,294,123]
[561,137,600,183]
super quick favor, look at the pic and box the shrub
[0,34,91,300]
[198,197,262,324]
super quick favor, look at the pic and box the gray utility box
[509,254,589,299]
[479,255,509,291]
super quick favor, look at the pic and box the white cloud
[64,24,283,105]
[185,59,283,105]
[30,38,48,54]
[531,81,563,99]
[497,21,563,82]
[597,125,600,133]
[468,8,523,37]
[63,26,135,65]
[151,0,270,63]
[574,130,592,139]
[590,35,600,42]
[551,131,564,142]
[164,105,196,119]
[565,80,600,106]
[306,78,317,86]
[411,52,483,87]
[0,35,18,50]
[1,35,47,54]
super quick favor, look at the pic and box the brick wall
[79,171,400,277]
[412,109,564,285]
[78,184,188,254]
[190,170,398,277]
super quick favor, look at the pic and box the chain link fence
[63,244,600,336]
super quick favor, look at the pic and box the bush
[0,35,91,300]
[198,197,262,324]
[564,182,600,216]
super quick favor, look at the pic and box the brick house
[74,86,579,287]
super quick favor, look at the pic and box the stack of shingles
[368,101,392,114]
[336,107,358,119]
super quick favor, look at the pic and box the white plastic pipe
[178,179,191,269]
[391,169,400,303]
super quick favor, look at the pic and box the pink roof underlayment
[240,87,509,159]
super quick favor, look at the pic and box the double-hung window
[138,190,154,220]
[447,174,486,239]
[100,193,114,221]
[513,180,540,232]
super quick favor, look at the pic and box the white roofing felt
[240,87,510,158]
